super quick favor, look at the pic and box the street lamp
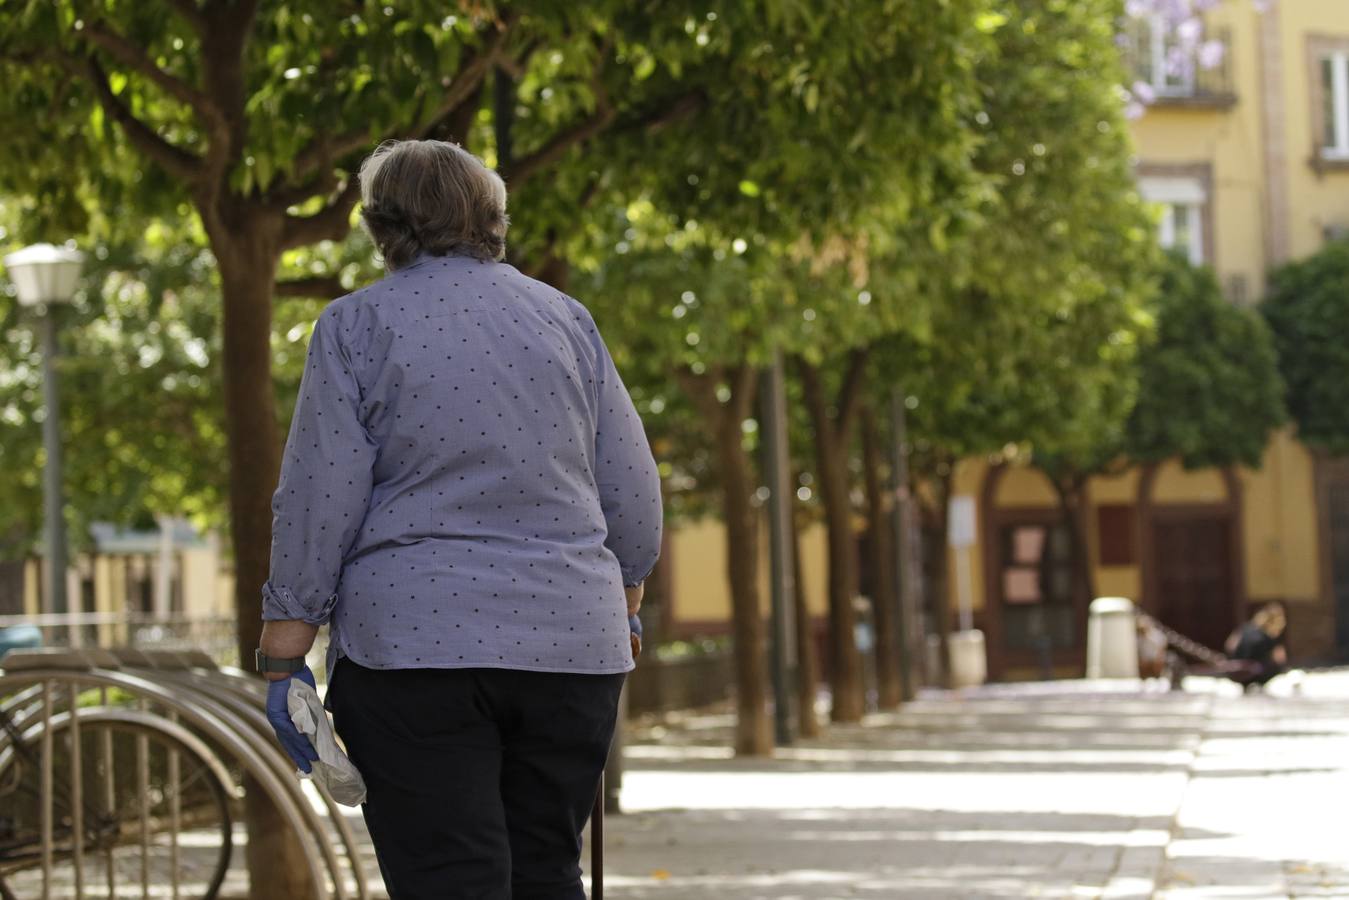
[4,243,84,617]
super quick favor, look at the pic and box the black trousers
[327,657,626,899]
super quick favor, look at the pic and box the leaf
[975,11,1009,33]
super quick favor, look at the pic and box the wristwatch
[255,648,307,674]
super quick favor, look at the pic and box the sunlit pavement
[590,670,1349,899]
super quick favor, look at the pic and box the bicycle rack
[0,647,371,900]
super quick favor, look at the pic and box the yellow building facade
[658,1,1349,680]
[961,0,1349,677]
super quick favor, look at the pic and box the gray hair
[357,139,509,269]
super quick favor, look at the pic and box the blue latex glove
[628,613,643,659]
[266,665,321,774]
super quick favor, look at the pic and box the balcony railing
[1121,19,1236,109]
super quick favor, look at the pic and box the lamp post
[3,243,84,617]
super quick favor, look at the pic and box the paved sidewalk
[592,671,1349,899]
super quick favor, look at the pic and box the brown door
[1330,482,1349,658]
[1153,513,1235,652]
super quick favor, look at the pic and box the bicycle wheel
[0,710,234,900]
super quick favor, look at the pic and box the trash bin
[1086,597,1139,679]
[949,629,987,688]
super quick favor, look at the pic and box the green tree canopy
[1130,251,1286,469]
[1262,239,1349,456]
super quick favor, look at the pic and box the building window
[998,522,1077,653]
[1139,175,1207,265]
[1121,16,1233,106]
[1321,52,1349,159]
[1134,15,1196,97]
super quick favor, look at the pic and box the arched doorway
[1138,462,1245,652]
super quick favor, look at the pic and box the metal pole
[101,687,116,897]
[69,683,84,898]
[155,514,174,618]
[169,709,181,900]
[138,698,150,900]
[760,348,796,746]
[41,680,52,900]
[591,772,604,900]
[40,310,68,617]
[602,680,626,814]
[888,392,915,702]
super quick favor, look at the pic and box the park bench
[1138,612,1261,690]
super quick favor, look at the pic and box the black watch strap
[255,648,306,674]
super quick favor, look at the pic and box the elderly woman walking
[255,139,662,899]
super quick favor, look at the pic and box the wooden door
[1153,513,1235,652]
[1330,481,1349,657]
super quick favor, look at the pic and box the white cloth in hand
[287,677,367,806]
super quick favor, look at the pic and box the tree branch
[410,13,517,139]
[502,86,706,186]
[614,89,707,137]
[275,276,346,299]
[80,54,203,182]
[290,129,376,184]
[166,0,209,35]
[502,51,707,187]
[503,102,616,185]
[288,12,516,185]
[266,168,339,210]
[427,80,483,147]
[279,178,361,250]
[82,21,221,124]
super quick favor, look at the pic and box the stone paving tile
[602,671,1349,899]
[10,671,1348,898]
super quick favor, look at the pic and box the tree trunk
[1050,475,1096,612]
[860,410,901,709]
[716,395,773,755]
[797,361,864,723]
[677,366,772,756]
[790,498,822,738]
[216,232,284,669]
[211,213,317,900]
[927,467,956,689]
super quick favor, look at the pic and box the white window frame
[1322,52,1349,160]
[1158,204,1204,266]
[1139,176,1207,266]
[1147,14,1196,98]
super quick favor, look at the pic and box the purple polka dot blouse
[261,252,662,680]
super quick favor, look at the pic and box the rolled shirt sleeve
[261,306,377,625]
[583,310,663,587]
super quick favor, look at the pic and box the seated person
[1224,603,1288,692]
[1137,616,1169,680]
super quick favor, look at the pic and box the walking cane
[591,771,604,900]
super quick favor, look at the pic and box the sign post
[946,495,987,687]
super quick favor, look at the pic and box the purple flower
[1197,39,1225,69]
[1132,80,1158,105]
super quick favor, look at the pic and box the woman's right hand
[629,613,643,660]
